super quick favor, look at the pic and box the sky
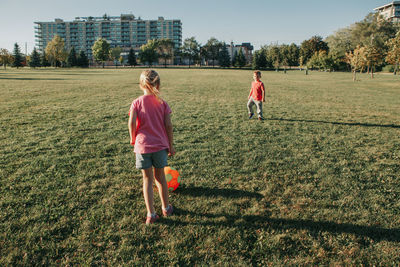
[0,0,393,54]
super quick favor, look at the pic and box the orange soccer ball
[164,166,180,191]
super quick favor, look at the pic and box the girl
[128,69,175,224]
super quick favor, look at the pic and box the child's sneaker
[162,205,173,217]
[248,113,254,119]
[258,116,264,121]
[145,214,159,225]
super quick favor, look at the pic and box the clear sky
[0,0,392,53]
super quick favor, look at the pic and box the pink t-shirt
[130,95,172,154]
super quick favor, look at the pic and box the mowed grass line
[0,68,399,265]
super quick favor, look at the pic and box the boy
[247,70,265,120]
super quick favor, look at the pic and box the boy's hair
[254,71,261,77]
[140,69,162,102]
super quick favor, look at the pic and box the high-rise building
[374,1,400,23]
[34,14,182,59]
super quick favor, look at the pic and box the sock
[162,205,171,212]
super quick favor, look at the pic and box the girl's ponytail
[140,70,162,102]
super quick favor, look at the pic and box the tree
[307,50,335,71]
[235,47,246,68]
[352,14,395,77]
[307,52,320,70]
[203,37,222,67]
[29,48,41,68]
[345,45,367,81]
[232,51,238,67]
[279,44,289,66]
[300,36,329,64]
[110,46,122,68]
[77,50,89,68]
[288,43,300,67]
[326,27,354,60]
[67,47,78,67]
[119,56,125,66]
[181,37,200,68]
[326,12,397,72]
[252,50,267,70]
[12,43,23,68]
[327,51,346,71]
[157,39,174,67]
[41,51,50,67]
[386,31,400,75]
[365,40,384,78]
[352,13,396,49]
[0,48,14,69]
[279,44,290,72]
[267,45,282,71]
[199,45,209,66]
[139,39,158,67]
[218,43,231,68]
[299,56,305,70]
[127,48,137,67]
[92,38,111,68]
[45,35,67,67]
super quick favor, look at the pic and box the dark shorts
[136,149,168,169]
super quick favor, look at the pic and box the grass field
[0,68,399,265]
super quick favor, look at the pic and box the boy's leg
[247,97,255,115]
[255,101,263,118]
[142,168,156,215]
[154,168,170,210]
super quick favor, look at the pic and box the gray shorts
[136,149,168,169]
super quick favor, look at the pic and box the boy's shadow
[269,117,400,129]
[165,186,400,243]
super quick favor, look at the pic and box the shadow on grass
[164,186,400,243]
[0,77,68,81]
[269,117,400,129]
[176,186,263,199]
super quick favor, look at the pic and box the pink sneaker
[145,214,159,225]
[162,205,173,217]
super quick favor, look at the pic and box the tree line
[0,41,90,69]
[253,13,400,78]
[0,12,399,74]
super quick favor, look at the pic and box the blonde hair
[139,69,162,102]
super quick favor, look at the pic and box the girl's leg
[142,167,156,215]
[154,167,170,210]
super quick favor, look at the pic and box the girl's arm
[128,109,137,145]
[164,113,175,156]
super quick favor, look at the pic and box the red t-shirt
[249,80,265,101]
[129,95,172,154]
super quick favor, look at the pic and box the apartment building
[227,42,254,64]
[34,14,182,59]
[374,1,400,22]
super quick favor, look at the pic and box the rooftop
[35,14,178,24]
[374,1,400,11]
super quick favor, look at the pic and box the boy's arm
[128,109,137,145]
[164,113,175,156]
[262,83,266,102]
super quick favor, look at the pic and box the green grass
[0,68,399,265]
